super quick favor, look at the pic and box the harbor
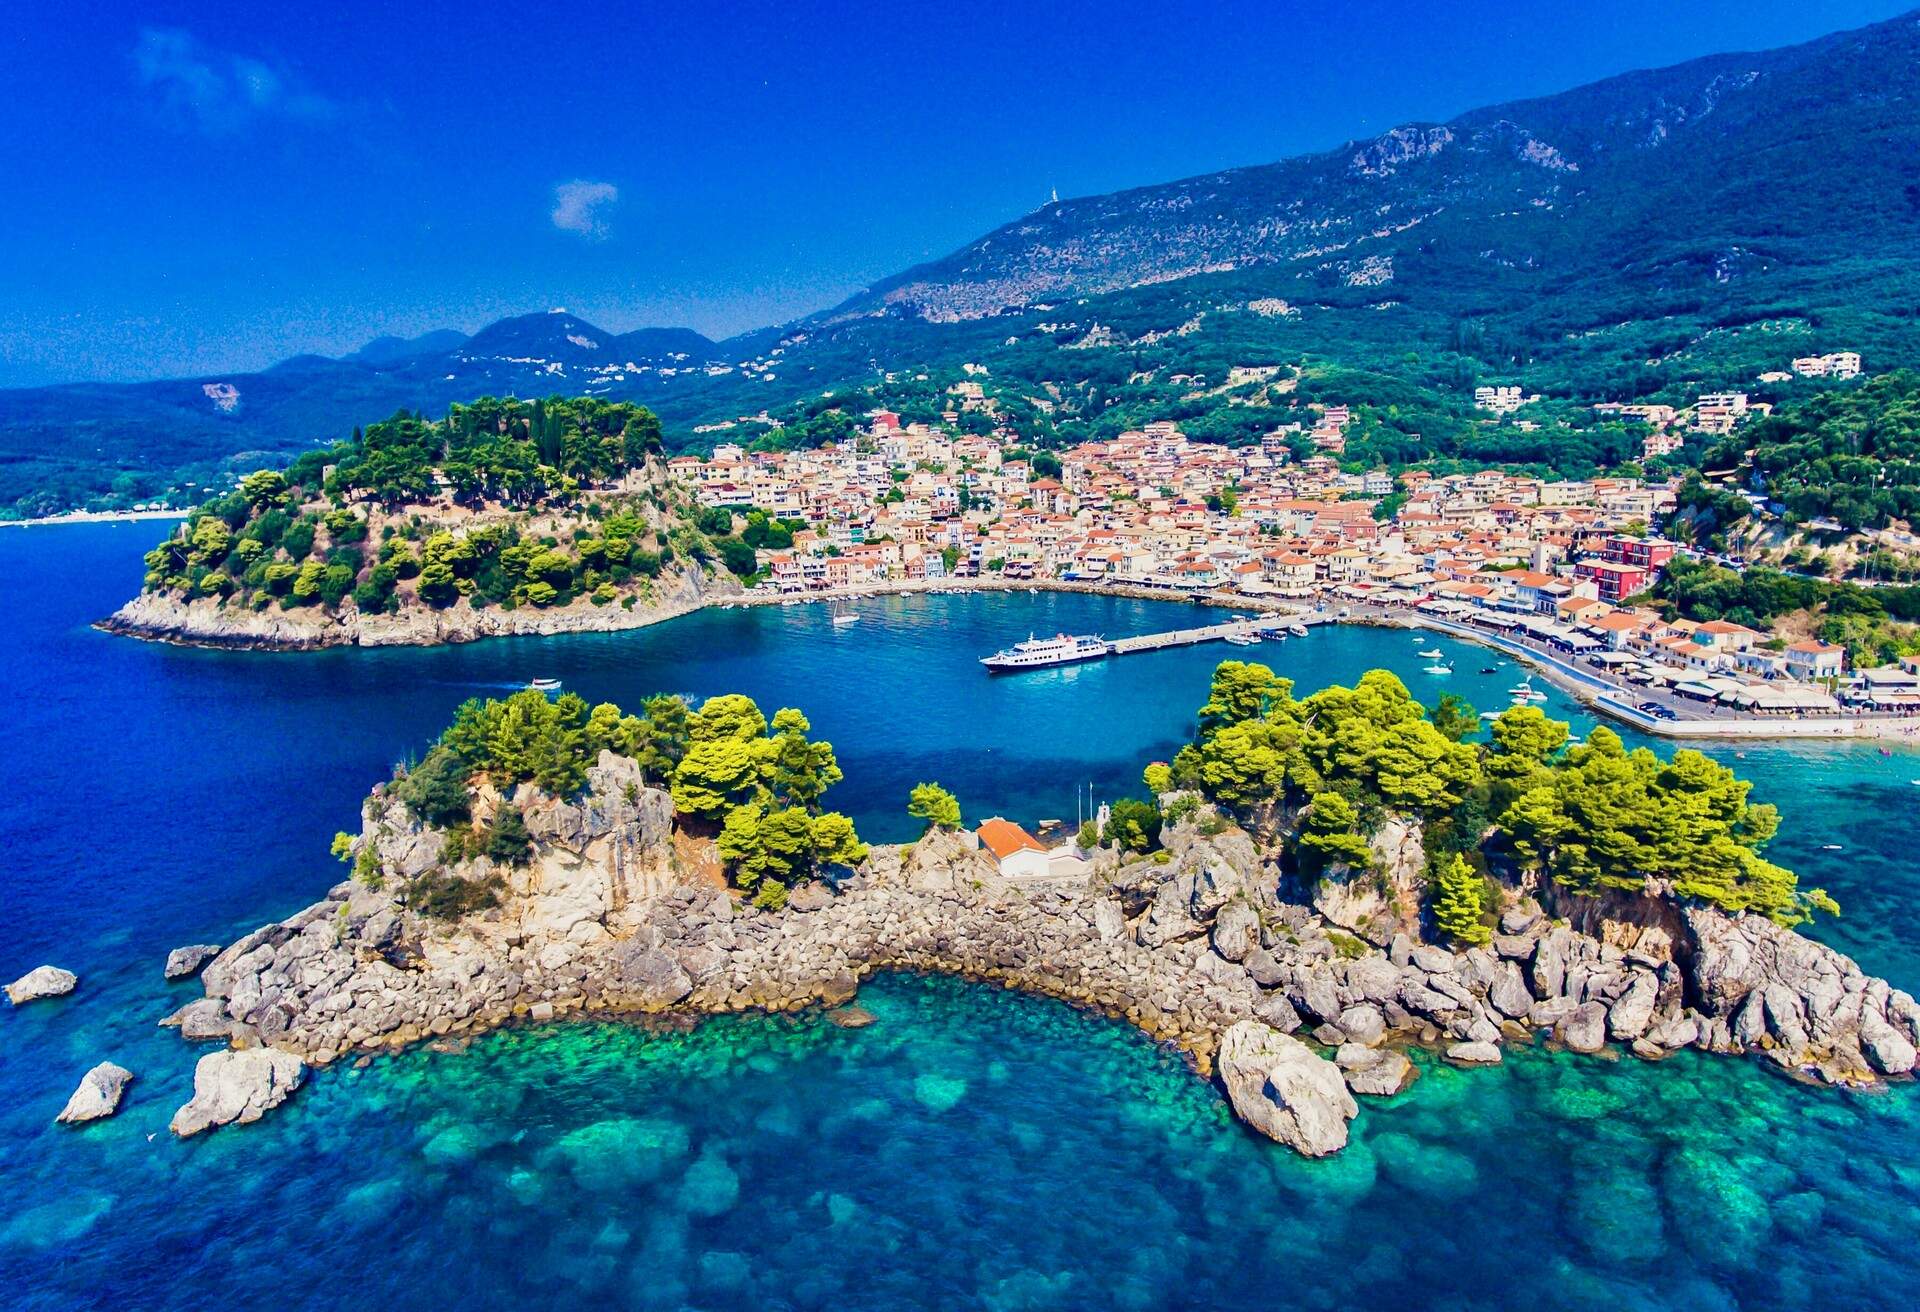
[983,613,1317,670]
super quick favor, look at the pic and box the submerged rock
[6,965,77,1005]
[164,944,223,981]
[1446,1041,1502,1066]
[169,1049,306,1137]
[1336,1043,1414,1097]
[1215,1019,1357,1156]
[56,1063,133,1124]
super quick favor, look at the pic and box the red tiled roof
[976,818,1045,860]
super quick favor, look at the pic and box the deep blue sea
[3,523,1918,1310]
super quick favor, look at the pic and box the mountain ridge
[3,10,1918,516]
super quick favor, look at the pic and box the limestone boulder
[164,945,223,981]
[1446,1041,1503,1066]
[1559,1001,1609,1054]
[1211,902,1260,963]
[57,1062,134,1124]
[1859,1009,1919,1075]
[1215,1020,1357,1157]
[1607,973,1660,1040]
[1336,1043,1414,1097]
[610,943,694,1009]
[6,966,77,1005]
[169,1049,306,1137]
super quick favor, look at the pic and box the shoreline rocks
[169,1049,305,1137]
[1217,1020,1358,1155]
[57,1063,133,1124]
[159,772,1920,1154]
[100,563,733,653]
[165,944,223,981]
[7,966,77,1005]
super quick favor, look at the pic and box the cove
[2,524,1918,1311]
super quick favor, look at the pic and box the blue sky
[2,0,1910,386]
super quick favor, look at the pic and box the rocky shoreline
[159,754,1920,1151]
[99,565,738,651]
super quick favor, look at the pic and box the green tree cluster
[1166,660,1833,927]
[670,694,865,906]
[137,397,735,614]
[907,782,963,832]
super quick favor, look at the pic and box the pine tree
[1433,853,1492,947]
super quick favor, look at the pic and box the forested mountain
[4,11,1919,516]
[830,14,1920,327]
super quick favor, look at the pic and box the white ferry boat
[981,633,1110,673]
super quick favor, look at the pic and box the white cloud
[132,28,338,133]
[551,180,619,239]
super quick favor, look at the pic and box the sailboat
[830,599,860,627]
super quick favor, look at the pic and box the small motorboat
[1287,624,1309,637]
[1417,647,1444,659]
[528,678,562,693]
[1424,660,1453,676]
[832,613,860,627]
[1478,666,1499,675]
[1821,844,1844,851]
[1479,710,1504,721]
[1509,679,1546,703]
[1225,631,1261,646]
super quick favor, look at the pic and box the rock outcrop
[164,944,223,981]
[162,768,1920,1154]
[1216,1020,1357,1155]
[169,1049,305,1137]
[7,966,77,1005]
[57,1063,133,1124]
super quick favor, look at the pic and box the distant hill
[345,330,470,367]
[4,11,1919,515]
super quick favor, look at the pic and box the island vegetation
[136,397,762,622]
[362,687,867,915]
[1146,661,1834,937]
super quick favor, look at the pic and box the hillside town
[671,395,1920,726]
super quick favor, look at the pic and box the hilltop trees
[1498,727,1835,923]
[669,693,863,906]
[1168,660,1833,927]
[907,782,963,832]
[137,395,755,616]
[388,687,866,913]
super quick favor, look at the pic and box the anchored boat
[981,633,1110,673]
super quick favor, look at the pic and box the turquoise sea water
[3,524,1917,1310]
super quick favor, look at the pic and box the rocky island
[158,665,1918,1152]
[102,397,744,651]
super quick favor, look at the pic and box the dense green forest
[1153,661,1832,934]
[1712,371,1920,531]
[138,396,754,615]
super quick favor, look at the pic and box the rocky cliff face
[101,561,735,651]
[166,777,1920,1149]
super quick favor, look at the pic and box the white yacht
[981,633,1110,673]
